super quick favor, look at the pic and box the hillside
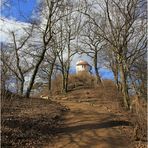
[1,79,147,148]
[1,92,68,147]
[48,80,147,148]
[1,0,147,147]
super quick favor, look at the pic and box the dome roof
[76,60,90,66]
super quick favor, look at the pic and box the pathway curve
[45,97,133,148]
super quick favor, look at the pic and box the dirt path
[45,98,133,148]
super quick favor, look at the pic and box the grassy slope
[1,94,68,147]
[1,77,147,147]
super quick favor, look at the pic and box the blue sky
[70,67,114,80]
[99,68,114,80]
[1,0,37,22]
[1,0,114,80]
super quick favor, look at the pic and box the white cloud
[0,17,30,43]
[0,0,7,7]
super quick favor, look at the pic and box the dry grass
[102,80,147,142]
[1,91,68,147]
[51,78,123,111]
[51,73,96,95]
[52,77,147,145]
[129,96,147,142]
[51,74,63,94]
[68,73,96,87]
[7,74,147,147]
[1,72,147,148]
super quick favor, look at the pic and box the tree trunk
[62,73,66,93]
[48,73,52,92]
[1,74,6,95]
[94,52,102,85]
[20,79,24,95]
[114,71,119,89]
[25,48,47,98]
[16,78,19,94]
[48,69,54,93]
[119,64,130,109]
[65,70,69,92]
[112,68,120,91]
[61,69,69,93]
[48,57,56,92]
[65,78,68,92]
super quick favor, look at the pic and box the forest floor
[45,88,135,148]
[1,94,68,147]
[1,84,147,148]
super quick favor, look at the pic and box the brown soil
[46,88,136,148]
[1,96,68,147]
[2,86,147,148]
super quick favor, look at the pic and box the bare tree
[39,38,58,93]
[80,22,105,85]
[55,1,80,93]
[25,0,63,97]
[80,0,146,108]
[11,30,33,95]
[103,44,121,90]
[1,26,33,95]
[1,43,11,93]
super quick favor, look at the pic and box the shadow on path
[54,120,132,134]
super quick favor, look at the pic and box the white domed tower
[76,60,92,74]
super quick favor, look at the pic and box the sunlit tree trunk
[119,63,130,109]
[94,51,102,85]
[48,57,56,92]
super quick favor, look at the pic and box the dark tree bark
[25,46,48,97]
[94,51,102,85]
[25,0,56,97]
[48,56,56,92]
[119,63,130,109]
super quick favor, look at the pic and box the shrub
[130,97,147,142]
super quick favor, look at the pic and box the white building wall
[76,65,91,73]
